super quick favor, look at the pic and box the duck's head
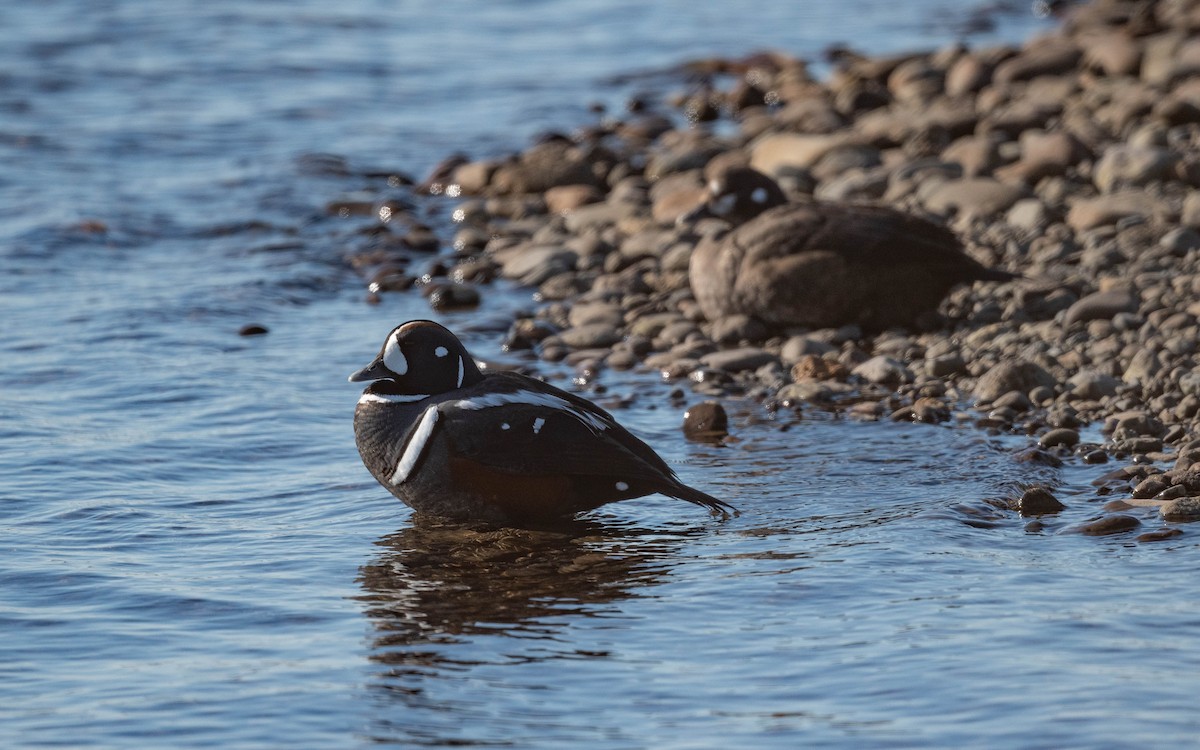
[349,320,483,396]
[680,166,789,226]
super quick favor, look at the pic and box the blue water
[6,1,1200,748]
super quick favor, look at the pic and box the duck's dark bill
[348,360,390,383]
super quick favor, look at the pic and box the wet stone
[700,347,779,373]
[1131,474,1170,499]
[1018,486,1066,516]
[682,400,729,442]
[1039,428,1080,449]
[851,355,913,385]
[926,352,966,377]
[558,324,623,349]
[1137,528,1184,543]
[1064,289,1138,326]
[1160,496,1200,522]
[238,323,268,336]
[1076,515,1141,536]
[709,314,769,345]
[426,284,480,311]
[975,359,1056,403]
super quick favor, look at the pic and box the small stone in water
[1136,528,1184,543]
[239,324,269,336]
[682,400,729,442]
[1076,515,1141,536]
[1018,486,1065,516]
[1038,428,1080,449]
[1160,496,1200,522]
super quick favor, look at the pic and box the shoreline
[339,0,1200,528]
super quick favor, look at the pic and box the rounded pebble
[682,401,729,441]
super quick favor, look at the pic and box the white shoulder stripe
[390,405,439,484]
[359,392,429,405]
[454,390,609,432]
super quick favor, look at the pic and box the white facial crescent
[382,333,408,375]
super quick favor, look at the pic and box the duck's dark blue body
[351,320,731,523]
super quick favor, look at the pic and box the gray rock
[1111,410,1165,438]
[780,336,836,363]
[974,359,1057,402]
[1093,145,1177,193]
[1006,198,1050,232]
[1068,369,1121,399]
[1160,496,1200,522]
[709,315,769,345]
[1066,192,1164,231]
[1063,289,1138,326]
[1123,349,1162,385]
[851,355,913,385]
[558,324,622,349]
[568,301,623,329]
[700,347,779,373]
[1039,428,1080,449]
[994,39,1082,84]
[921,177,1028,218]
[750,133,860,175]
[1160,227,1200,255]
[926,352,966,378]
[1182,191,1200,229]
[495,245,577,285]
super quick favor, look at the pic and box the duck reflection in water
[357,514,690,676]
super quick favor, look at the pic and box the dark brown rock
[1018,487,1066,516]
[682,400,729,441]
[1077,515,1141,536]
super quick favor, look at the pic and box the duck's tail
[664,480,738,518]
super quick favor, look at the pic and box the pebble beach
[332,0,1200,534]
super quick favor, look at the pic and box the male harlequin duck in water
[350,320,733,523]
[685,166,1015,331]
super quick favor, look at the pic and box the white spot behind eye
[532,417,545,434]
[751,187,768,204]
[708,178,722,194]
[434,346,449,358]
[615,481,629,491]
[501,423,510,430]
[382,334,408,376]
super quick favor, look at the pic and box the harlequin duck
[350,320,733,523]
[685,166,1015,330]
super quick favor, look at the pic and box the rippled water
[5,1,1200,748]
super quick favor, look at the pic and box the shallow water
[5,1,1200,748]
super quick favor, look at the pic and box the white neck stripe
[390,405,439,484]
[359,392,429,405]
[456,356,465,388]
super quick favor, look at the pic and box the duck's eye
[382,335,408,375]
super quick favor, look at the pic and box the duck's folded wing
[437,397,674,482]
